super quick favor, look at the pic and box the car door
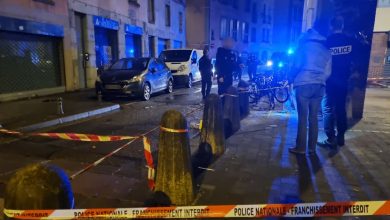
[190,51,200,81]
[155,59,167,91]
[147,59,159,92]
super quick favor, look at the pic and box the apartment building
[186,0,274,61]
[0,0,186,101]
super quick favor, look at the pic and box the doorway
[75,12,87,88]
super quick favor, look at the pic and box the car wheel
[142,83,151,101]
[186,74,193,88]
[166,79,173,93]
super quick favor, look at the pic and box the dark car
[95,58,173,100]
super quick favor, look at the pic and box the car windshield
[159,50,192,62]
[110,58,149,70]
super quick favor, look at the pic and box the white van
[159,49,203,88]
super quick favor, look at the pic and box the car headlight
[129,75,142,82]
[178,65,187,72]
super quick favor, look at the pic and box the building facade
[0,0,186,101]
[272,0,304,53]
[368,0,390,79]
[186,0,274,61]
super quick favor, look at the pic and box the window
[220,17,228,39]
[229,19,234,38]
[251,28,257,42]
[232,20,238,41]
[245,0,251,12]
[165,4,171,27]
[237,21,241,40]
[262,4,267,24]
[128,0,140,7]
[252,3,258,23]
[179,12,183,33]
[262,28,270,43]
[242,22,249,43]
[148,0,155,23]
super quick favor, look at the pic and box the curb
[19,104,120,132]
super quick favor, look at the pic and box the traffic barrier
[0,128,155,190]
[155,110,194,206]
[223,86,240,138]
[238,80,250,118]
[4,200,390,219]
[200,94,225,156]
[4,163,74,218]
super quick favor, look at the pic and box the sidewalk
[0,90,120,131]
[195,87,390,207]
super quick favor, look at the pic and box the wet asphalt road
[0,83,209,208]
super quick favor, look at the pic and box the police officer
[215,38,237,95]
[247,54,258,81]
[318,16,356,148]
[199,47,213,99]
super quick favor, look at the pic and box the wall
[0,0,73,100]
[186,0,208,49]
[68,0,186,89]
[368,33,388,78]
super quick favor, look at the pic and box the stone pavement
[0,87,389,220]
[194,88,390,219]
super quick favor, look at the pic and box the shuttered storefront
[0,16,64,94]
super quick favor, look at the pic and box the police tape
[0,128,156,190]
[0,128,138,142]
[3,200,390,219]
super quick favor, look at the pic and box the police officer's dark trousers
[322,85,348,141]
[201,73,212,99]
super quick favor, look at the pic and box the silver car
[95,58,173,100]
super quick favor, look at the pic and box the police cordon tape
[3,200,390,219]
[0,128,156,190]
[0,106,203,190]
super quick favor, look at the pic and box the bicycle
[249,72,290,110]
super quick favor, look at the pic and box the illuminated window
[220,17,228,39]
[243,22,249,43]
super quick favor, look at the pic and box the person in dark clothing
[234,54,244,81]
[215,38,237,95]
[199,47,213,99]
[318,16,356,148]
[247,54,258,81]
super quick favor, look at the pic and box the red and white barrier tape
[4,200,390,219]
[0,128,155,190]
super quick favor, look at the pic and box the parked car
[95,58,173,101]
[159,49,203,88]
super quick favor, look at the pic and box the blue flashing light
[266,60,273,67]
[130,49,134,54]
[287,48,294,55]
[278,62,284,68]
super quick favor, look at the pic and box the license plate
[105,84,121,90]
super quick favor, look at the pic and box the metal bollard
[155,110,194,205]
[57,97,64,115]
[97,91,103,103]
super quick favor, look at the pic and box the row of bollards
[3,83,251,213]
